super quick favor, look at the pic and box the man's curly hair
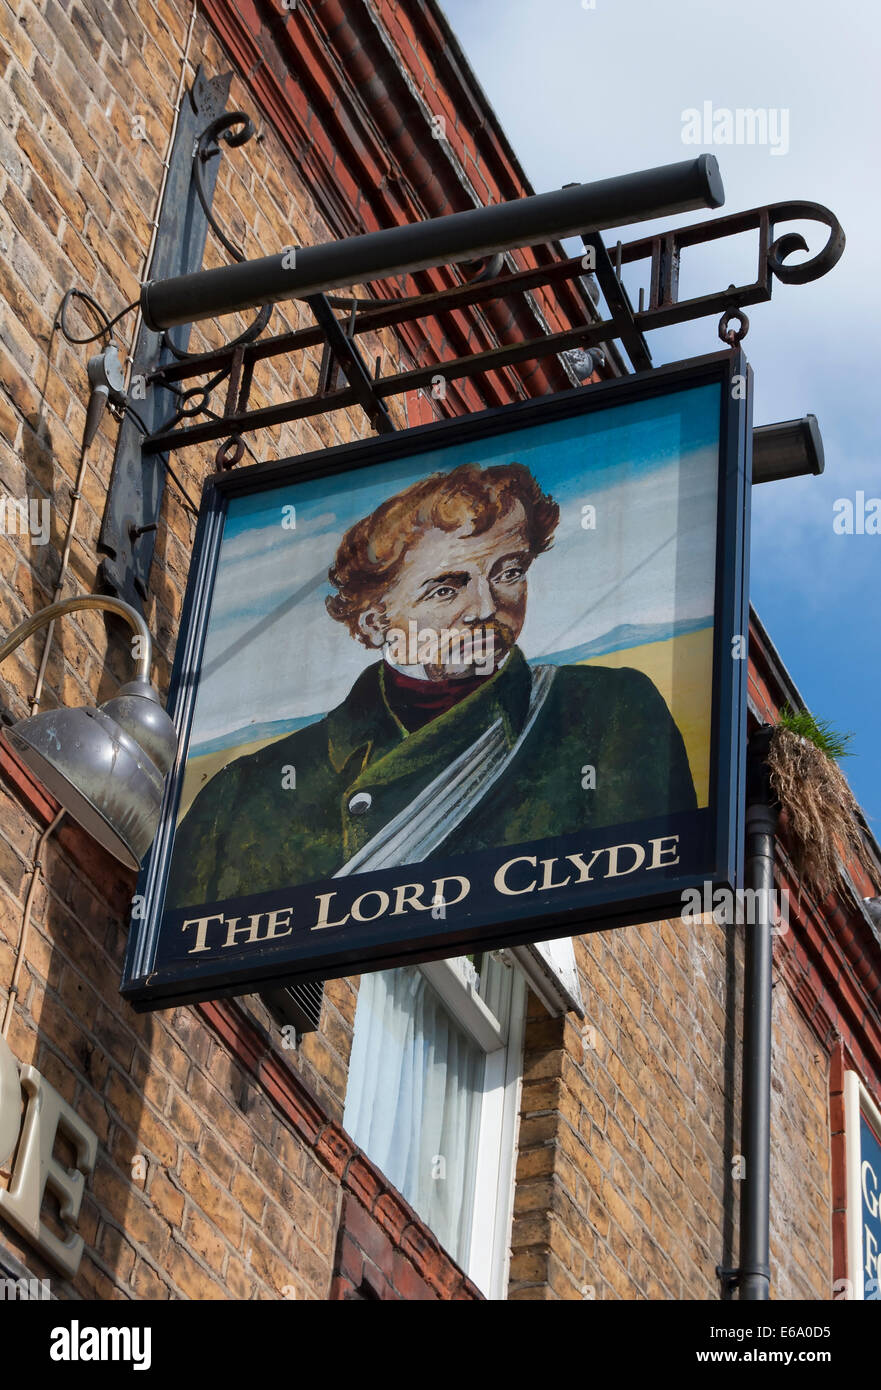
[326,461,559,645]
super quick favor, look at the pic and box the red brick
[391,1251,435,1301]
[337,1232,363,1287]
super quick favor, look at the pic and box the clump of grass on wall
[775,705,853,761]
[768,705,864,894]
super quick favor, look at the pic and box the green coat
[165,647,697,907]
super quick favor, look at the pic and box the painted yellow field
[177,627,714,822]
[579,626,714,806]
[176,730,291,823]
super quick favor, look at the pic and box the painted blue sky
[189,384,719,748]
[440,0,880,833]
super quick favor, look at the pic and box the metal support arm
[141,156,724,330]
[0,596,152,682]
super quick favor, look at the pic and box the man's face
[359,501,533,679]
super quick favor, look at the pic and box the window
[344,951,527,1298]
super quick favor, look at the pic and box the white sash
[334,665,556,876]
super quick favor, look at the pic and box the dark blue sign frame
[122,350,752,1010]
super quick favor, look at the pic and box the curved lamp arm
[0,596,152,682]
[0,595,174,868]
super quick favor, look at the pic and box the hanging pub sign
[122,350,752,1009]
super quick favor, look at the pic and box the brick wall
[510,908,837,1301]
[0,751,338,1298]
[769,984,832,1300]
[511,915,744,1300]
[0,741,480,1298]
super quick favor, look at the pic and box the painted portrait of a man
[166,460,696,908]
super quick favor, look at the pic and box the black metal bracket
[100,100,843,612]
[138,197,844,462]
[97,64,259,611]
[306,293,396,435]
[716,1264,740,1295]
[193,111,256,264]
[582,232,652,372]
[206,281,401,469]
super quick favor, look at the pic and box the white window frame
[345,936,582,1298]
[418,937,582,1294]
[511,936,584,1017]
[418,952,527,1299]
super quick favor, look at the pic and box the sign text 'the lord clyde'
[180,833,682,953]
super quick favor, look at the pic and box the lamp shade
[2,682,177,870]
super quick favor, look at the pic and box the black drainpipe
[738,723,779,1300]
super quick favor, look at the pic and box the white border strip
[844,1071,863,1299]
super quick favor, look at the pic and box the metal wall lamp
[0,596,177,869]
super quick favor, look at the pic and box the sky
[189,384,718,749]
[439,0,881,831]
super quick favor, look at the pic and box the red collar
[384,663,495,732]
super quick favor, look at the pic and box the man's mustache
[429,619,515,677]
[453,618,516,651]
[438,620,516,665]
[381,617,517,676]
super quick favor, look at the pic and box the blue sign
[122,353,753,1010]
[860,1112,881,1298]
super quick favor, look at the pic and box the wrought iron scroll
[150,111,275,462]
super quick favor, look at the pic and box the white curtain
[344,967,485,1267]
